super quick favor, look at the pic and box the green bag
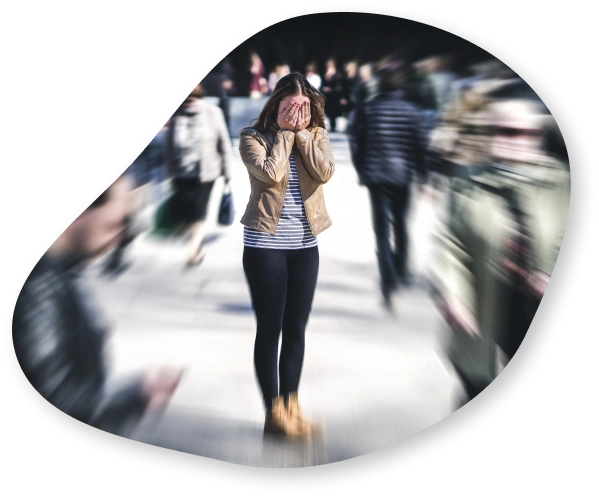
[150,195,184,238]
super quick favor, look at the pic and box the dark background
[206,13,490,95]
[3,1,599,488]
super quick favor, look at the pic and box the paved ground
[88,132,461,467]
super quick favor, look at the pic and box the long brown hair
[251,73,327,131]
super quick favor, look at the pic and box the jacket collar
[379,89,406,99]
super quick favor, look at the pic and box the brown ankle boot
[286,393,322,437]
[264,396,302,438]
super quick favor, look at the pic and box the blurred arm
[91,375,148,436]
[215,107,233,181]
[238,129,295,185]
[294,128,335,184]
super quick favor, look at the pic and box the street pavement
[89,131,461,467]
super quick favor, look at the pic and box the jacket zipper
[293,146,316,235]
[273,161,290,234]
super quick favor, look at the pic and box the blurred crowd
[13,43,569,439]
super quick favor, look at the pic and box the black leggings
[242,245,319,408]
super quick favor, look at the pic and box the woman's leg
[186,181,214,265]
[242,247,288,407]
[187,220,207,263]
[279,246,319,399]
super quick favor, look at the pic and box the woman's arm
[294,128,335,184]
[238,129,295,186]
[214,107,233,182]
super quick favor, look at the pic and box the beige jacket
[166,99,233,182]
[238,124,335,235]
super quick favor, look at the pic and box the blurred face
[489,100,544,164]
[182,95,198,110]
[278,93,310,115]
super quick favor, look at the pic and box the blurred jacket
[166,99,233,182]
[349,89,427,186]
[430,157,570,383]
[13,255,148,433]
[238,124,334,235]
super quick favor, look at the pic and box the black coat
[349,89,428,187]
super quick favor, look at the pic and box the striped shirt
[244,153,317,250]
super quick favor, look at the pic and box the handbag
[218,183,235,226]
[150,194,183,238]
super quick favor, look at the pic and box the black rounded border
[4,4,596,492]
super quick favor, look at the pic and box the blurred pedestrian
[13,176,182,437]
[305,63,321,90]
[238,73,334,438]
[349,63,428,310]
[166,84,233,269]
[249,51,267,98]
[268,64,290,94]
[321,57,344,131]
[201,57,235,134]
[341,60,359,114]
[430,84,570,405]
[103,125,168,277]
[357,63,378,102]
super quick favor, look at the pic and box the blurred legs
[187,220,207,265]
[369,186,396,300]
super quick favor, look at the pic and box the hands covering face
[277,102,311,132]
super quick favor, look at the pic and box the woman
[305,63,321,90]
[267,64,290,94]
[166,84,232,268]
[248,51,267,98]
[238,73,335,438]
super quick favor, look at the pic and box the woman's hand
[294,102,311,133]
[277,104,299,131]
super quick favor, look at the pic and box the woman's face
[277,94,311,115]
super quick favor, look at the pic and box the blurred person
[426,59,521,193]
[249,51,267,98]
[13,176,182,437]
[357,63,378,102]
[166,84,233,269]
[238,73,334,438]
[349,63,428,310]
[321,57,344,131]
[201,57,235,134]
[425,54,458,115]
[430,83,570,405]
[342,60,359,114]
[305,63,321,90]
[413,55,455,199]
[103,125,168,277]
[268,64,290,94]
